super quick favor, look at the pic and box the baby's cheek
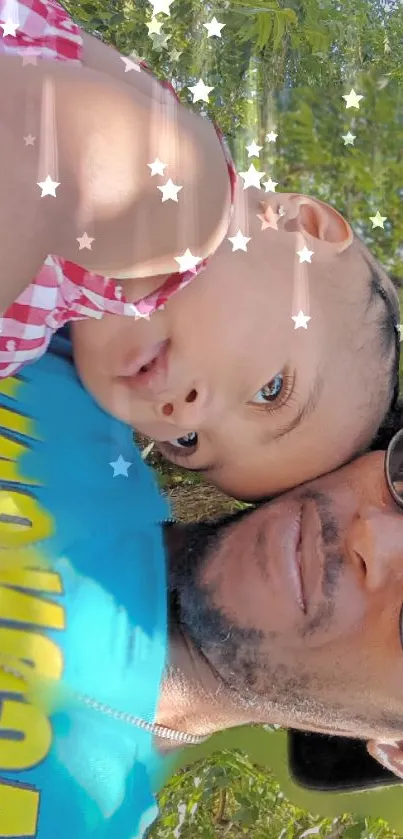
[70,320,113,392]
[71,316,118,357]
[70,320,119,414]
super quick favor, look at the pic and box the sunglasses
[385,427,403,507]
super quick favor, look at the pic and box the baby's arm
[0,52,231,312]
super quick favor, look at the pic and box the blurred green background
[63,0,403,834]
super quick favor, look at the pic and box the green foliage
[147,751,401,838]
[60,0,403,833]
[63,0,403,278]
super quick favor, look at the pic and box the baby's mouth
[117,340,170,395]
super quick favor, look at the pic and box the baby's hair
[353,233,401,418]
[370,398,403,452]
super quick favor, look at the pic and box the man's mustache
[297,488,344,636]
[298,487,341,549]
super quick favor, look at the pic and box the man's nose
[155,382,213,431]
[345,507,403,590]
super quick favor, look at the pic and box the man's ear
[367,739,403,780]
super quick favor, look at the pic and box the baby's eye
[251,373,284,405]
[169,431,198,450]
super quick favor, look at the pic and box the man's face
[172,450,403,741]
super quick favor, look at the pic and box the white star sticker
[1,19,19,37]
[227,229,251,252]
[297,245,314,263]
[342,89,364,109]
[239,163,265,190]
[203,17,225,37]
[131,304,151,320]
[188,79,214,104]
[147,16,163,35]
[148,157,167,176]
[24,134,35,146]
[77,232,95,250]
[266,131,278,143]
[158,178,183,202]
[131,306,150,320]
[22,48,40,66]
[120,55,141,73]
[149,0,174,14]
[151,31,171,49]
[257,207,279,231]
[169,47,182,61]
[246,141,262,158]
[110,455,132,477]
[37,175,60,197]
[342,131,356,146]
[369,211,387,229]
[174,249,201,273]
[263,178,278,193]
[292,310,311,330]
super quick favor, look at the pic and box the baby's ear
[285,194,353,253]
[367,739,403,780]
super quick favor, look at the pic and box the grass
[136,434,246,522]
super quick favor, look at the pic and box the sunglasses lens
[387,431,403,503]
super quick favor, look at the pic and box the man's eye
[251,373,284,405]
[169,432,198,450]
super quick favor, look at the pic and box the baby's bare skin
[0,46,230,311]
[1,29,399,498]
[72,178,400,497]
[68,37,401,499]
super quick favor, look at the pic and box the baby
[0,0,400,499]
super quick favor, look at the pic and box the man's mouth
[298,499,326,612]
[269,500,325,616]
[285,507,307,614]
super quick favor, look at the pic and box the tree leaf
[342,823,366,839]
[256,12,273,50]
[272,12,286,49]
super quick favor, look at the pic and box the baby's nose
[157,383,211,431]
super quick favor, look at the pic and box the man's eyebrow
[260,369,325,444]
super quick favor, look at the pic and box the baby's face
[71,185,399,499]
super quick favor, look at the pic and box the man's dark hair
[357,237,401,420]
[365,265,403,451]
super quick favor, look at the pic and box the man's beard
[169,507,262,653]
[166,493,352,726]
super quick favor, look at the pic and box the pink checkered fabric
[0,0,237,377]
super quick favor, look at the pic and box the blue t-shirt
[0,331,172,838]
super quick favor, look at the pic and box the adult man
[1,328,403,839]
